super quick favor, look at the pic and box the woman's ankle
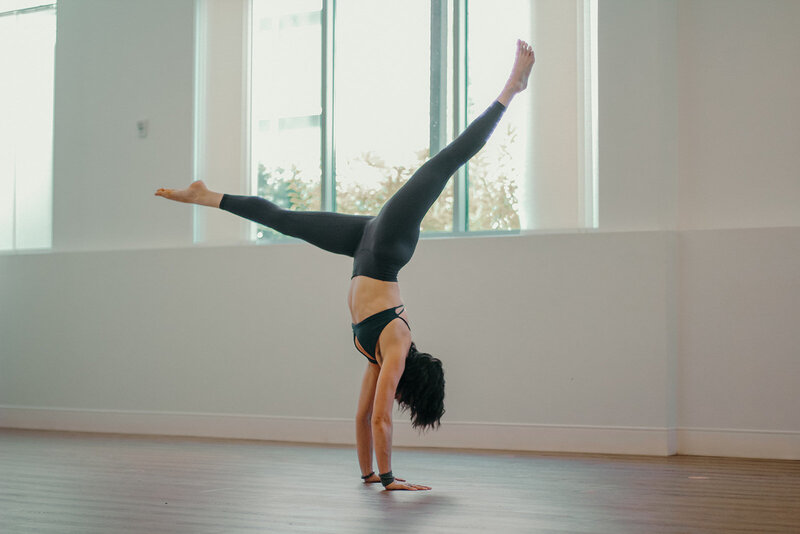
[203,191,224,208]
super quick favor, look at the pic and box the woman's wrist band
[379,471,395,487]
[361,471,374,481]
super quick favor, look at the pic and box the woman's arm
[355,363,379,479]
[371,335,431,491]
[371,352,403,477]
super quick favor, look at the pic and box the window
[466,0,530,231]
[333,0,442,229]
[246,0,596,241]
[0,1,57,251]
[250,0,323,242]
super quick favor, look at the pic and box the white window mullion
[320,0,335,212]
[452,0,468,233]
[429,0,448,157]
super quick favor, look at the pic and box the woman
[156,40,535,491]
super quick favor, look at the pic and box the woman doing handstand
[156,39,535,491]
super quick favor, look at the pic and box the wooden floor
[0,429,798,533]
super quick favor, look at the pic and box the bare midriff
[348,275,406,325]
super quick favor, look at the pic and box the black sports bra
[352,305,411,364]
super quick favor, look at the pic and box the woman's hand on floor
[383,480,431,491]
[363,473,405,484]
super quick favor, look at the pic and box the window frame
[238,0,598,243]
[0,1,55,17]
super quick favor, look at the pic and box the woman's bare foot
[155,180,223,208]
[497,39,536,107]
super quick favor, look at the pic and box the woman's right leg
[371,40,535,239]
[156,181,371,257]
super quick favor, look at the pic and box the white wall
[679,229,800,439]
[598,0,800,458]
[598,0,678,231]
[677,0,800,230]
[193,0,251,244]
[1,0,798,459]
[0,233,675,429]
[674,0,800,459]
[526,0,581,229]
[52,0,196,250]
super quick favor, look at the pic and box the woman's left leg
[219,194,371,257]
[155,181,371,257]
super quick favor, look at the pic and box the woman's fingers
[385,481,431,491]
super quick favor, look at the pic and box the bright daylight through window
[0,0,56,251]
[249,0,597,241]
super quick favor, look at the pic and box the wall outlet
[137,119,149,139]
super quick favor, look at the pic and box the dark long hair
[395,343,445,431]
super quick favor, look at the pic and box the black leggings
[220,100,506,281]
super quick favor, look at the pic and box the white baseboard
[0,405,673,455]
[677,427,800,460]
[395,420,676,455]
[2,406,796,459]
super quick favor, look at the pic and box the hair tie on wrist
[361,471,374,481]
[379,471,395,487]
